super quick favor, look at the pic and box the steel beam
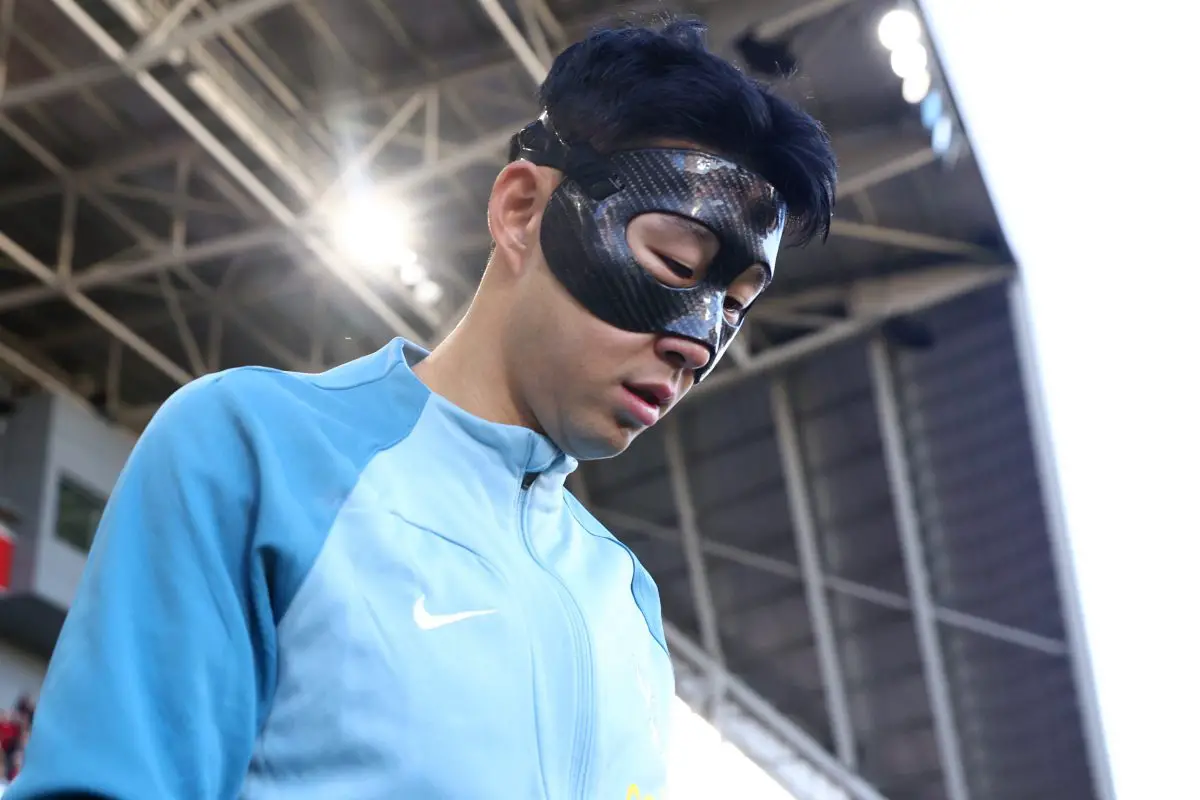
[323,0,689,118]
[0,231,191,385]
[517,0,553,65]
[6,23,123,132]
[832,220,998,261]
[163,157,207,375]
[0,226,291,312]
[179,271,306,370]
[663,419,727,718]
[115,0,498,266]
[596,506,1069,657]
[101,0,321,196]
[311,92,426,211]
[375,126,516,195]
[50,0,432,341]
[0,217,491,313]
[665,621,890,800]
[0,0,297,111]
[91,182,245,217]
[692,266,1012,400]
[755,0,859,38]
[474,0,550,83]
[0,113,310,373]
[105,338,122,418]
[839,148,936,196]
[868,336,970,800]
[770,377,858,766]
[526,0,566,45]
[286,1,479,211]
[0,140,198,208]
[0,327,84,397]
[0,0,14,96]
[81,0,510,332]
[0,117,195,384]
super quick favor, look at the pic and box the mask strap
[511,113,623,200]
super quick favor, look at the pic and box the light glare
[889,41,928,79]
[413,280,443,306]
[931,115,954,153]
[877,8,921,51]
[398,260,428,286]
[903,70,932,103]
[331,195,413,272]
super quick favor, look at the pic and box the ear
[487,161,556,274]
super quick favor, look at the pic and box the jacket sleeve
[8,376,275,800]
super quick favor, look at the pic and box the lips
[619,381,675,428]
[623,382,674,408]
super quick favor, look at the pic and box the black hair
[536,18,837,245]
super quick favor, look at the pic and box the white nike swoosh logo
[412,595,498,631]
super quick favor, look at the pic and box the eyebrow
[663,214,718,246]
[660,215,771,291]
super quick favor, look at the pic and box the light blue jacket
[10,340,674,799]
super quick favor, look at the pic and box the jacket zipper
[518,471,595,799]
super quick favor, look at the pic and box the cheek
[529,265,657,389]
[545,282,649,361]
[577,318,654,369]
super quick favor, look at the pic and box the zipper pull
[521,472,538,490]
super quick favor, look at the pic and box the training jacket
[10,339,674,800]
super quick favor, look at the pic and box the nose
[655,335,712,374]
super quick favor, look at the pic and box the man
[0,696,32,782]
[10,18,835,800]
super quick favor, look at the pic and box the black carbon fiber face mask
[512,116,787,381]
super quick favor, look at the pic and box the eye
[660,256,695,281]
[627,214,717,288]
[722,264,769,324]
[723,295,748,325]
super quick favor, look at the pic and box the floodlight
[877,8,921,51]
[331,194,415,273]
[890,41,928,79]
[902,69,932,103]
[413,280,443,306]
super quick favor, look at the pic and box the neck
[413,303,536,431]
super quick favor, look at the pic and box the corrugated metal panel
[893,286,1095,800]
[790,343,910,597]
[782,341,944,799]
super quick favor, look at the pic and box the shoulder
[131,342,434,620]
[146,339,431,460]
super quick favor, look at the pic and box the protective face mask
[513,115,787,381]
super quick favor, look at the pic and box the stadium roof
[0,1,1104,799]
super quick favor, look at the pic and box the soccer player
[9,18,835,800]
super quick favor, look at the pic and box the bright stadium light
[877,8,921,51]
[327,192,446,307]
[331,193,416,274]
[903,69,932,103]
[413,279,444,306]
[889,41,928,79]
[398,260,428,287]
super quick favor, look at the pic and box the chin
[563,424,636,461]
